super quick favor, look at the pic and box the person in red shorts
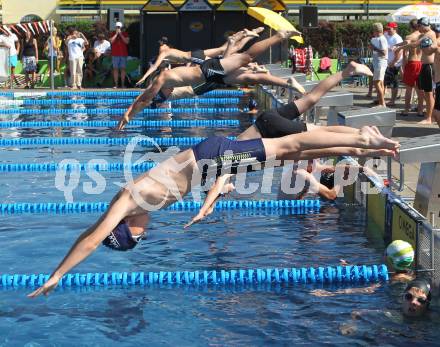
[110,21,130,88]
[398,19,424,116]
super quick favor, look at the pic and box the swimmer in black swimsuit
[136,27,264,86]
[118,28,301,130]
[28,124,399,298]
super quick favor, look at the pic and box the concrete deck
[340,85,439,200]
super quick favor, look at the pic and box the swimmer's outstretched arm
[117,90,150,130]
[28,193,132,298]
[184,174,234,228]
[310,283,381,297]
[136,51,170,86]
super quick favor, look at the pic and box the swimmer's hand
[185,182,235,229]
[27,274,60,298]
[184,211,207,229]
[117,115,130,130]
[135,77,146,86]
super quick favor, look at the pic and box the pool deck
[343,85,439,200]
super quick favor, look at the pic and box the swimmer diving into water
[117,28,301,130]
[28,122,399,297]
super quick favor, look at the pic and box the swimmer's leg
[262,128,399,161]
[277,61,373,118]
[220,30,297,74]
[224,71,305,94]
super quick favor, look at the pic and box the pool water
[0,96,439,346]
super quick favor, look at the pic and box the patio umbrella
[247,7,304,44]
[387,2,440,24]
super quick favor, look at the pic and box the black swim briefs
[190,49,206,65]
[200,58,226,85]
[254,109,307,138]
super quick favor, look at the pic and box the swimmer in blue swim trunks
[28,125,398,298]
[117,28,301,130]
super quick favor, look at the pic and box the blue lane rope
[0,136,234,146]
[0,162,157,172]
[0,200,320,214]
[0,120,239,129]
[0,97,241,106]
[0,265,389,288]
[0,90,246,98]
[0,107,245,115]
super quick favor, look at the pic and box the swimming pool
[0,93,439,345]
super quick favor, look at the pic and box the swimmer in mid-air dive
[137,27,264,86]
[117,28,302,130]
[184,61,377,225]
[28,120,399,297]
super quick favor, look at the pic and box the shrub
[295,20,411,58]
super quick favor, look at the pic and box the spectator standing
[3,30,20,86]
[384,22,403,106]
[66,29,88,89]
[370,23,388,107]
[110,22,129,88]
[44,27,62,76]
[21,30,38,89]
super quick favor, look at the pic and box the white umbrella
[387,2,440,24]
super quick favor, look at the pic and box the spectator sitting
[84,48,98,82]
[93,33,111,62]
[110,21,130,88]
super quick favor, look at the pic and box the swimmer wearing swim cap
[384,240,416,282]
[402,279,432,317]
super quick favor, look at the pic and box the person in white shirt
[66,29,88,89]
[384,22,403,106]
[93,33,111,58]
[370,22,388,107]
[2,31,20,84]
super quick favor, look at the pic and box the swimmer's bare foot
[277,29,301,39]
[342,61,373,78]
[244,28,260,38]
[418,119,432,125]
[287,76,306,95]
[360,126,399,150]
[359,148,397,158]
[252,65,269,73]
[252,27,265,35]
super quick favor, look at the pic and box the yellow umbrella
[247,7,304,44]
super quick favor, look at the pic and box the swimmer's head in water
[320,172,335,190]
[402,279,432,317]
[385,240,414,271]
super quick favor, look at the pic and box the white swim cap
[385,240,414,270]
